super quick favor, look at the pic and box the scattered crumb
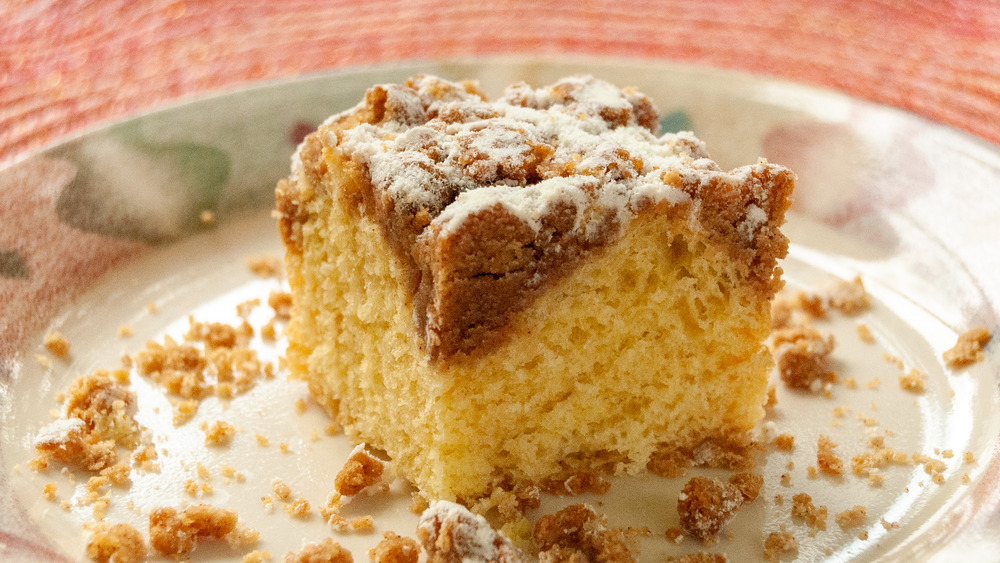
[835,506,867,529]
[817,435,844,475]
[881,518,900,531]
[242,550,271,563]
[117,326,133,339]
[294,398,308,415]
[284,497,311,519]
[284,538,352,563]
[532,503,634,561]
[86,522,147,563]
[368,531,420,563]
[825,276,870,315]
[898,368,927,393]
[148,504,249,557]
[417,501,527,562]
[255,434,270,447]
[677,476,746,542]
[770,325,836,391]
[666,553,728,562]
[763,527,798,561]
[203,420,237,446]
[729,472,764,502]
[791,493,827,530]
[271,480,292,501]
[774,434,795,451]
[246,255,283,278]
[856,323,876,344]
[200,210,216,224]
[334,445,385,496]
[268,290,293,319]
[43,331,71,359]
[943,327,991,368]
[409,493,430,515]
[665,527,685,544]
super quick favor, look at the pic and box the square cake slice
[276,75,794,502]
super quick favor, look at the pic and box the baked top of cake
[277,74,794,364]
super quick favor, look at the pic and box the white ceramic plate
[2,58,999,562]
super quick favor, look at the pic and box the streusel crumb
[791,493,827,530]
[246,255,283,278]
[283,538,352,563]
[666,553,728,562]
[943,327,991,368]
[203,420,237,446]
[834,506,867,529]
[762,527,798,561]
[533,504,634,562]
[44,331,71,359]
[677,477,746,542]
[817,435,844,475]
[148,504,248,557]
[417,501,525,562]
[369,531,420,563]
[770,325,836,391]
[334,446,385,496]
[898,368,927,393]
[86,522,147,563]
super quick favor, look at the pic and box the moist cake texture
[276,74,795,502]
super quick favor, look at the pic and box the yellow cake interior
[284,158,772,503]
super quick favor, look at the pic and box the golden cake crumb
[242,550,272,563]
[677,477,746,542]
[255,433,270,447]
[533,504,634,562]
[770,326,836,391]
[943,327,992,368]
[246,255,283,278]
[203,420,237,446]
[898,369,927,393]
[334,447,385,496]
[666,553,728,562]
[665,527,685,544]
[855,323,875,344]
[284,539,352,562]
[816,435,844,475]
[86,522,147,563]
[199,210,216,224]
[825,277,870,315]
[42,481,58,500]
[762,527,798,561]
[117,325,133,339]
[148,503,248,557]
[285,497,311,518]
[271,479,292,501]
[44,331,71,359]
[834,506,867,529]
[268,290,293,319]
[369,531,420,563]
[881,518,900,530]
[791,493,827,530]
[774,434,795,451]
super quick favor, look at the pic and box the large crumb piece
[943,327,992,368]
[369,531,420,563]
[835,505,867,529]
[334,445,386,496]
[665,553,728,562]
[762,528,799,561]
[417,501,525,563]
[533,504,635,562]
[283,538,352,563]
[677,477,745,542]
[86,522,147,563]
[817,435,844,475]
[148,504,244,557]
[769,325,836,391]
[790,493,827,530]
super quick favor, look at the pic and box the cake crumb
[729,472,763,502]
[294,398,308,415]
[880,518,900,530]
[762,527,798,561]
[770,325,835,390]
[825,276,870,315]
[533,503,634,561]
[817,435,844,475]
[44,331,71,359]
[203,420,237,446]
[284,496,311,518]
[791,493,827,530]
[677,476,746,542]
[42,481,58,500]
[148,504,248,557]
[86,522,147,563]
[36,354,53,369]
[943,327,991,367]
[242,550,271,563]
[898,368,927,393]
[271,480,292,501]
[268,290,293,319]
[283,538,352,563]
[255,434,270,447]
[835,506,866,529]
[665,527,685,544]
[246,255,283,278]
[369,531,420,563]
[334,446,386,496]
[200,210,216,224]
[417,501,526,562]
[774,434,795,451]
[666,553,728,562]
[856,323,876,344]
[409,493,430,515]
[117,326,133,339]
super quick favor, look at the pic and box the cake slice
[275,75,794,502]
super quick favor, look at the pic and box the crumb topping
[943,327,991,367]
[532,504,635,562]
[369,531,420,563]
[417,500,526,562]
[334,444,387,496]
[148,503,251,557]
[677,477,746,542]
[284,538,353,563]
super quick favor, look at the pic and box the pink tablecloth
[2,0,998,166]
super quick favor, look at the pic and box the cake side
[280,157,780,501]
